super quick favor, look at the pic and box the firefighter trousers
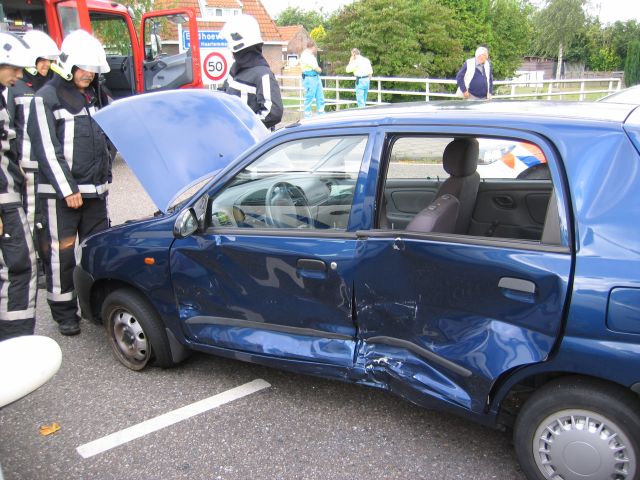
[0,207,37,341]
[37,197,109,326]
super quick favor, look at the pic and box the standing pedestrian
[8,30,60,236]
[0,33,38,341]
[300,41,324,118]
[221,14,283,129]
[345,48,373,108]
[456,46,493,100]
[27,30,112,336]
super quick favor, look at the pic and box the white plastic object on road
[0,335,62,408]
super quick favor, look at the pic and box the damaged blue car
[76,90,640,480]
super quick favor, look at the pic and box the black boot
[58,319,80,336]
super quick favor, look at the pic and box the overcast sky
[261,0,640,25]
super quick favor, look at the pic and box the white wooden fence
[275,75,622,111]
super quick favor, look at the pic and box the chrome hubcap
[111,310,149,365]
[534,409,636,479]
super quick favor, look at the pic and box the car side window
[380,135,557,243]
[209,135,368,230]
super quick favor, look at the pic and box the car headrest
[443,138,479,177]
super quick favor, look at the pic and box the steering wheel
[265,182,313,228]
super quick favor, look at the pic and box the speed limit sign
[203,51,228,82]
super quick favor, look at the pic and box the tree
[625,41,640,86]
[568,18,603,68]
[323,0,464,81]
[92,0,174,55]
[608,20,640,69]
[533,0,587,79]
[322,0,530,89]
[436,0,533,79]
[310,25,327,43]
[485,0,534,80]
[437,0,492,54]
[275,6,327,32]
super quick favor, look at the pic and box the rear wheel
[514,376,640,480]
[102,289,174,371]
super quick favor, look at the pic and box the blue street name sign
[182,30,228,50]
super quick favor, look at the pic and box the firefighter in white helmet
[0,32,38,341]
[27,30,112,336]
[220,14,283,129]
[8,30,61,238]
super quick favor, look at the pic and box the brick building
[278,25,312,67]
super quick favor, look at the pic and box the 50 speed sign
[203,51,228,82]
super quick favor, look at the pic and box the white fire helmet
[0,32,36,68]
[57,30,110,79]
[23,30,60,61]
[220,14,263,53]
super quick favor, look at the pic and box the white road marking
[76,379,271,458]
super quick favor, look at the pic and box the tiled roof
[205,0,242,7]
[154,0,282,42]
[241,0,282,42]
[196,21,225,30]
[278,25,304,42]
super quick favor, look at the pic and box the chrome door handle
[498,277,536,303]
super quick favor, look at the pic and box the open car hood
[94,90,269,212]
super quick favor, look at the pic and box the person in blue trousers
[299,41,324,118]
[346,48,373,108]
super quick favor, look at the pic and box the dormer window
[203,6,242,20]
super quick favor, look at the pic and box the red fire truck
[1,0,202,98]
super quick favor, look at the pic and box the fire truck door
[140,9,202,92]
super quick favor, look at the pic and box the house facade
[155,0,286,82]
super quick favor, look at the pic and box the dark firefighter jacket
[223,46,283,129]
[0,87,24,211]
[7,69,51,173]
[27,75,111,201]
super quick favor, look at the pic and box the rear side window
[387,137,547,180]
[380,135,559,244]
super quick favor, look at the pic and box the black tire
[514,376,640,480]
[101,289,174,371]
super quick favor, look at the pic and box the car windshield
[166,172,218,212]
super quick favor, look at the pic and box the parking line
[76,379,271,459]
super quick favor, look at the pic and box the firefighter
[8,30,60,235]
[0,32,38,341]
[27,30,111,336]
[220,14,283,130]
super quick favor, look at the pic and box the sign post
[181,30,232,86]
[203,51,228,83]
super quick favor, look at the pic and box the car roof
[289,101,638,129]
[598,85,640,105]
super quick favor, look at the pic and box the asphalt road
[0,158,526,480]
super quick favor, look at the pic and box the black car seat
[406,138,480,234]
[405,194,459,233]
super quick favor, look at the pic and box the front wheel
[514,376,640,480]
[102,289,174,371]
